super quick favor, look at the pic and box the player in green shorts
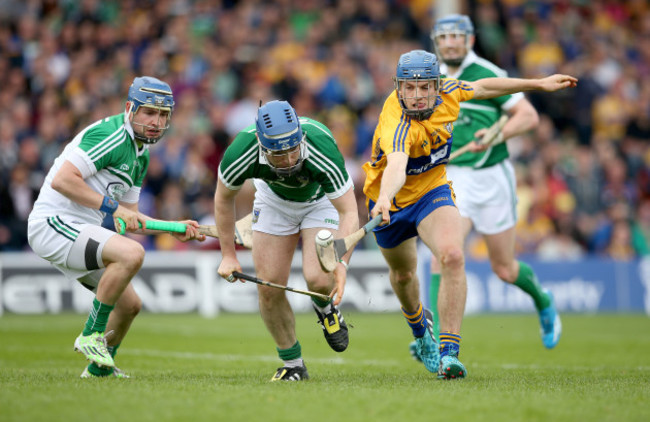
[28,76,205,378]
[409,15,561,361]
[215,100,359,381]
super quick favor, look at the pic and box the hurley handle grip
[116,218,188,235]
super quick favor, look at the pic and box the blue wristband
[100,196,119,214]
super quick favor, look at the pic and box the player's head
[126,76,175,144]
[431,14,475,67]
[255,100,306,177]
[394,49,441,120]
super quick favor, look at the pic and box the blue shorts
[369,184,456,249]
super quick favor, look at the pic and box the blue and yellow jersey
[362,79,474,211]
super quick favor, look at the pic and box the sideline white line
[124,348,401,366]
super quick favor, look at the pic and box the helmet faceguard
[127,76,174,144]
[394,50,441,120]
[431,14,475,67]
[256,100,306,177]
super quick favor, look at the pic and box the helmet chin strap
[269,158,304,177]
[127,103,167,144]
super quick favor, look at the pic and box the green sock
[82,298,114,336]
[514,262,550,311]
[311,296,331,309]
[429,273,441,342]
[277,341,302,361]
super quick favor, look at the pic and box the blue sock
[402,303,428,338]
[440,332,461,357]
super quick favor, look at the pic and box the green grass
[1,312,649,422]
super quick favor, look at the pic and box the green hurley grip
[116,218,187,235]
[144,220,187,233]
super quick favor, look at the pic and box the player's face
[398,80,439,111]
[265,145,301,169]
[131,105,171,139]
[435,32,468,64]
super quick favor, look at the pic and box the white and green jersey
[219,117,352,203]
[29,113,149,225]
[441,50,524,169]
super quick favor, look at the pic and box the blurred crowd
[0,0,649,261]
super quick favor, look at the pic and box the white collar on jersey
[123,112,135,140]
[439,50,478,79]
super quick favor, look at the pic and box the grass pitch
[1,312,649,422]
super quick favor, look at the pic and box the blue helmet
[127,76,175,144]
[394,50,441,120]
[431,14,475,66]
[255,100,305,177]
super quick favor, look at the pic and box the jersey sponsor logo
[106,182,127,200]
[406,145,449,175]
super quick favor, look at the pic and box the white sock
[283,358,304,368]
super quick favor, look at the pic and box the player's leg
[476,160,561,349]
[484,228,560,348]
[410,214,472,362]
[81,283,141,378]
[417,205,467,379]
[253,230,299,348]
[428,216,472,339]
[301,227,349,352]
[300,198,350,352]
[379,238,438,373]
[72,232,144,367]
[253,230,308,381]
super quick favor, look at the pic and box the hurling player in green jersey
[416,15,562,352]
[215,100,359,381]
[28,77,205,378]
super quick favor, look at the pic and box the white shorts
[446,161,518,235]
[27,217,115,289]
[252,181,339,235]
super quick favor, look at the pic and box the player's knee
[390,269,416,287]
[118,296,142,319]
[257,285,285,305]
[304,273,331,293]
[439,247,464,270]
[128,296,143,317]
[119,243,145,273]
[492,263,516,283]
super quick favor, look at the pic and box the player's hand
[539,74,578,92]
[218,256,243,283]
[330,262,347,306]
[171,220,206,242]
[113,206,143,233]
[370,198,391,226]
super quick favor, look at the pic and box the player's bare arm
[327,187,360,305]
[371,151,409,224]
[51,160,143,231]
[214,177,243,282]
[470,74,578,101]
